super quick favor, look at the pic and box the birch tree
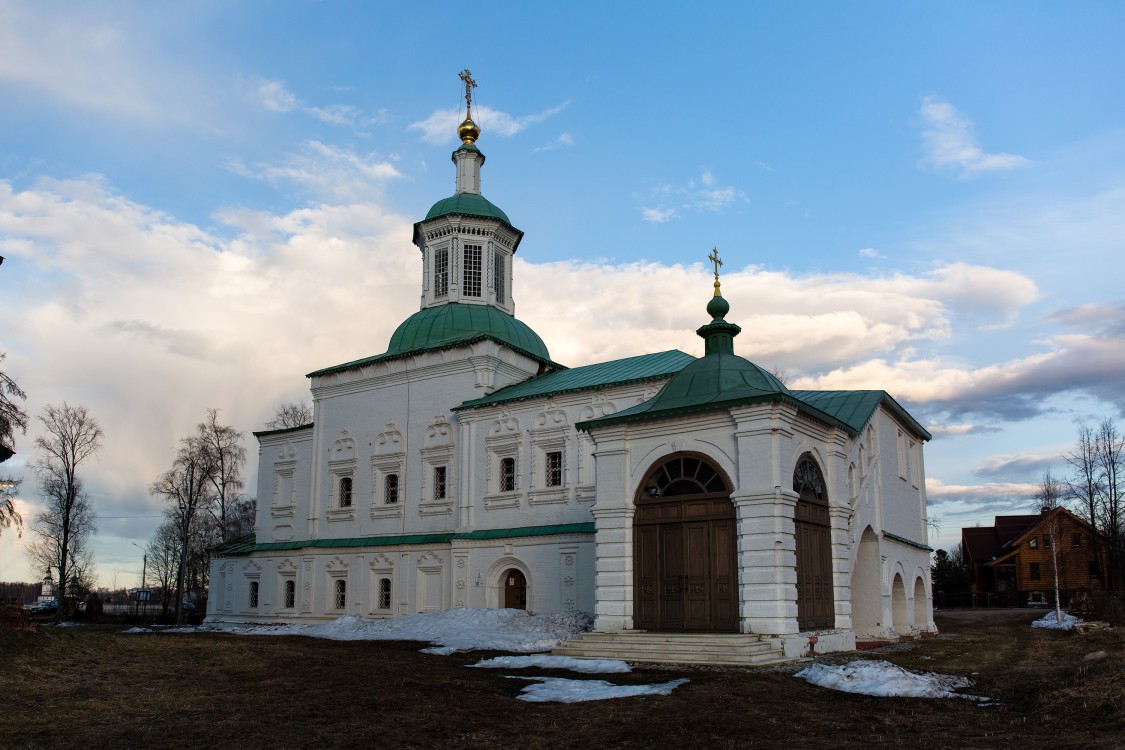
[1035,469,1065,623]
[0,350,28,536]
[197,409,246,543]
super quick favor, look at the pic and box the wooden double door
[634,495,739,632]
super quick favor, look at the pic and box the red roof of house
[961,514,1041,564]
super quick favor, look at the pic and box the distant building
[961,508,1108,605]
[208,75,936,658]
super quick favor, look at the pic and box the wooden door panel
[660,524,684,628]
[684,522,710,629]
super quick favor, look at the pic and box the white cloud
[408,103,569,145]
[226,141,402,203]
[641,207,677,223]
[858,247,880,258]
[250,79,388,129]
[918,96,1031,177]
[532,133,576,153]
[639,171,748,223]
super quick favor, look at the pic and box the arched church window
[284,579,295,609]
[338,477,353,508]
[793,458,825,502]
[248,581,259,608]
[384,474,399,505]
[463,244,482,297]
[641,454,729,499]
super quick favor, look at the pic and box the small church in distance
[209,72,936,658]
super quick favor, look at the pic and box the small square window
[248,581,259,608]
[1029,562,1041,580]
[434,466,447,500]
[546,451,563,487]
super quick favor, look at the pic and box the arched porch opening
[851,527,882,634]
[633,452,737,632]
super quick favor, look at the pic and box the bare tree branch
[265,402,313,430]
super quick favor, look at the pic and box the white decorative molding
[375,422,403,454]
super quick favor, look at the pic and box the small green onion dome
[706,294,730,320]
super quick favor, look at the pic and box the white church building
[208,76,936,658]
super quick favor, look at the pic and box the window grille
[493,249,505,304]
[463,244,482,297]
[434,466,447,500]
[249,581,259,608]
[385,474,399,505]
[378,578,392,610]
[500,457,516,492]
[546,451,563,487]
[284,579,295,608]
[334,579,347,610]
[435,248,449,297]
[339,477,353,508]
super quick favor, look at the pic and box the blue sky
[2,1,1124,587]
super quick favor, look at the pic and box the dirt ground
[1,609,1121,750]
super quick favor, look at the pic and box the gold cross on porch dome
[708,247,723,297]
[456,69,481,145]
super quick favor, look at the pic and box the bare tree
[1095,419,1124,588]
[146,518,183,616]
[225,496,257,539]
[197,409,246,544]
[28,403,103,621]
[1066,424,1105,581]
[150,435,215,625]
[265,402,313,430]
[1035,469,1065,623]
[0,350,28,537]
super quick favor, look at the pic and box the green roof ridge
[212,523,596,557]
[456,350,695,411]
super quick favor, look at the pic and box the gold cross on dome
[459,69,477,116]
[708,247,723,283]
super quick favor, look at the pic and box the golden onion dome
[458,116,480,144]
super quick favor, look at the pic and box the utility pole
[132,542,148,616]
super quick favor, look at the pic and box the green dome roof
[645,354,789,409]
[386,303,552,362]
[424,192,513,226]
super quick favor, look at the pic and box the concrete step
[552,631,787,666]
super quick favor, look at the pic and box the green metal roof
[456,350,695,411]
[576,353,817,431]
[212,523,595,557]
[307,303,560,378]
[794,390,931,441]
[424,192,513,227]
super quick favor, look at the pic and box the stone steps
[553,631,787,666]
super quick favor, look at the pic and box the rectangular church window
[249,581,259,608]
[385,473,399,504]
[435,248,449,297]
[500,457,516,492]
[339,477,353,508]
[334,579,347,610]
[378,578,392,610]
[463,244,482,297]
[493,249,505,304]
[546,451,563,487]
[434,466,447,500]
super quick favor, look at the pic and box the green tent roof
[456,350,695,411]
[307,303,558,378]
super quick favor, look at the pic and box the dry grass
[1,610,1121,750]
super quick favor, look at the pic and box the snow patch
[470,655,631,674]
[510,676,688,703]
[796,659,987,701]
[1031,611,1080,631]
[195,608,592,654]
